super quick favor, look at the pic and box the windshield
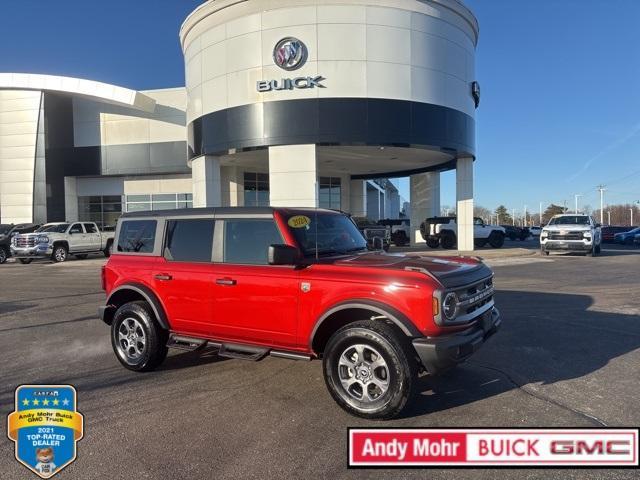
[286,212,367,257]
[36,223,69,233]
[0,224,12,235]
[548,216,590,226]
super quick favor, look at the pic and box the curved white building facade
[0,0,481,250]
[180,0,480,248]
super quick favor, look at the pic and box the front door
[210,217,299,348]
[150,218,217,337]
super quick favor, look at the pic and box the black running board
[166,334,312,362]
[167,335,207,351]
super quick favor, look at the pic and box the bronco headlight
[37,235,50,244]
[442,292,459,320]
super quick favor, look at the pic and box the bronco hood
[332,253,492,288]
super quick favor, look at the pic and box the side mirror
[372,237,384,251]
[268,244,298,265]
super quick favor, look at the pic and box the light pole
[523,205,527,227]
[539,202,543,226]
[574,194,582,214]
[630,208,634,227]
[512,209,515,226]
[597,185,606,224]
[607,210,611,225]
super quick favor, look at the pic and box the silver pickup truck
[11,222,115,263]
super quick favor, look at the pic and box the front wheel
[488,231,505,248]
[111,301,168,372]
[0,247,8,264]
[323,320,417,420]
[51,244,68,263]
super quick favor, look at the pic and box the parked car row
[1,222,115,264]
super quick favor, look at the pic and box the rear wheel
[488,231,505,248]
[18,258,33,264]
[111,301,168,372]
[440,232,456,250]
[426,237,440,249]
[0,247,8,264]
[51,244,68,263]
[323,320,417,419]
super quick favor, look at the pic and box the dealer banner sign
[348,428,639,468]
[7,385,84,478]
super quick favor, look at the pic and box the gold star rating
[52,399,59,406]
[42,399,49,406]
[22,399,30,406]
[32,399,40,406]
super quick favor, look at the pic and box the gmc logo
[550,440,631,455]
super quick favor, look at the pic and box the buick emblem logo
[273,37,307,71]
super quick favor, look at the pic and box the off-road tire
[488,231,505,248]
[440,232,456,249]
[426,237,440,249]
[0,247,8,264]
[51,244,68,263]
[323,320,417,420]
[111,301,168,372]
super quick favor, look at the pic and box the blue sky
[1,0,639,214]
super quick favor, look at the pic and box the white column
[269,144,317,207]
[349,180,367,217]
[410,172,440,246]
[456,156,474,251]
[220,166,243,207]
[191,156,221,208]
[64,177,78,222]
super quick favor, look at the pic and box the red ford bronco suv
[100,207,500,419]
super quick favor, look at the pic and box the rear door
[209,216,300,348]
[83,223,102,250]
[68,223,86,251]
[151,218,216,338]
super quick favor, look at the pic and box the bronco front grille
[455,277,494,316]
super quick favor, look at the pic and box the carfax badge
[7,385,84,478]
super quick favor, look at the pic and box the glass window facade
[244,172,270,207]
[125,193,193,213]
[78,196,123,229]
[319,177,341,210]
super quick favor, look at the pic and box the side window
[117,220,157,253]
[83,223,98,233]
[69,223,84,234]
[165,219,214,262]
[223,219,283,265]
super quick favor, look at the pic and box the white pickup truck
[540,214,602,256]
[11,222,115,263]
[420,216,506,249]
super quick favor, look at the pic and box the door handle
[154,273,173,281]
[216,278,236,286]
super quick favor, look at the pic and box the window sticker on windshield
[288,215,311,228]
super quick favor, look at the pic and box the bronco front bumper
[412,307,501,374]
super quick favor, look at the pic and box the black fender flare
[309,300,421,349]
[105,283,170,329]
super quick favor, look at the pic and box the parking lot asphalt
[1,242,639,479]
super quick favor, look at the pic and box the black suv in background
[0,223,41,264]
[501,225,529,241]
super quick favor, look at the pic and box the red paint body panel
[103,208,492,356]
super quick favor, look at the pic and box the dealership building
[0,0,479,248]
